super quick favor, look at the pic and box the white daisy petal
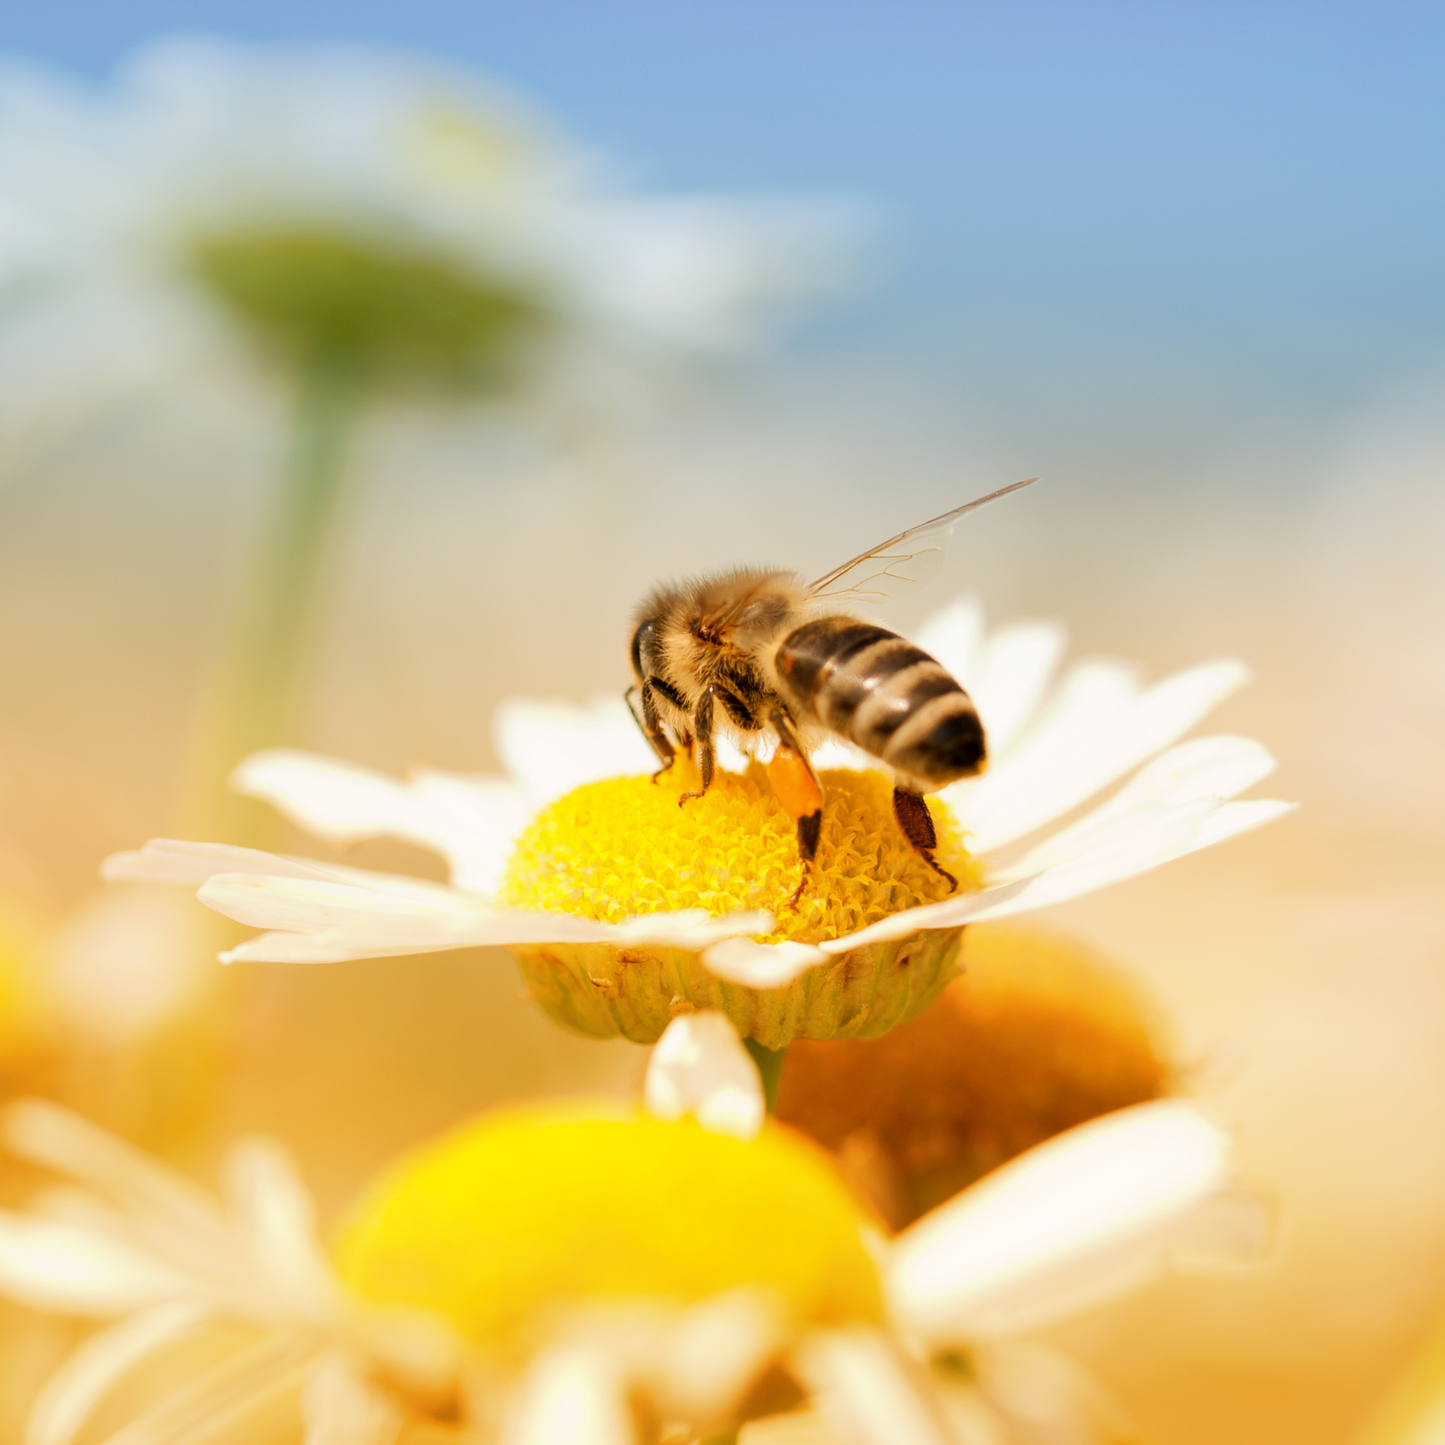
[970,1341,1137,1445]
[0,1214,189,1315]
[4,1101,232,1251]
[967,619,1069,757]
[222,1140,336,1318]
[503,1342,635,1445]
[234,750,530,894]
[827,794,1292,953]
[912,597,985,694]
[26,1301,211,1445]
[495,695,659,806]
[101,840,340,887]
[615,910,773,949]
[300,1352,408,1445]
[949,656,1251,854]
[1000,734,1277,877]
[702,938,828,988]
[794,1326,958,1445]
[648,1290,786,1422]
[737,1411,835,1444]
[645,1013,765,1141]
[887,1101,1267,1342]
[95,1333,319,1445]
[194,869,770,965]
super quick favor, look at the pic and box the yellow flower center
[498,763,979,945]
[335,1104,884,1356]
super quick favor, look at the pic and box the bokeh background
[1,5,1443,1443]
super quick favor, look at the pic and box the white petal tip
[703,938,827,987]
[645,1013,765,1140]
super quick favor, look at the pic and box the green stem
[744,1038,787,1115]
[186,347,366,841]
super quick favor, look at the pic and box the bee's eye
[630,619,655,679]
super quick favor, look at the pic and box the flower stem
[744,1038,787,1115]
[187,344,367,841]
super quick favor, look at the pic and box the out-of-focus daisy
[775,921,1174,1229]
[0,1018,1270,1445]
[106,598,1294,1049]
[0,37,838,375]
[0,38,843,802]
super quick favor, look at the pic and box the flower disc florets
[335,1102,884,1361]
[498,763,981,1048]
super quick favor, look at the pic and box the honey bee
[625,478,1038,899]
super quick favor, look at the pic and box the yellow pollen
[334,1104,884,1355]
[498,763,980,945]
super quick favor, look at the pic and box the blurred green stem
[745,1038,787,1115]
[189,345,367,841]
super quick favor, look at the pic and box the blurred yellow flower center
[335,1104,883,1356]
[778,922,1172,1227]
[498,763,979,945]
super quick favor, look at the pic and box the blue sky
[5,2,1444,444]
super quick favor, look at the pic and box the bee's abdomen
[775,617,985,789]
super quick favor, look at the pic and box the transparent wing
[808,477,1039,603]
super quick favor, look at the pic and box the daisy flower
[0,1017,1271,1445]
[0,37,835,382]
[106,598,1294,1049]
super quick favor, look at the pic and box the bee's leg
[892,788,958,892]
[626,683,673,774]
[637,675,689,782]
[767,706,824,908]
[678,686,720,805]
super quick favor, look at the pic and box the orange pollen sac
[768,747,824,821]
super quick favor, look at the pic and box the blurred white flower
[0,37,846,400]
[104,598,1294,1013]
[48,885,212,1045]
[0,1054,1268,1445]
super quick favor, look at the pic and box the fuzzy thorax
[497,763,982,1047]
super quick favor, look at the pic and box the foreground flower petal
[0,1214,189,1314]
[26,1302,211,1445]
[111,857,769,965]
[645,1013,765,1140]
[996,734,1277,879]
[948,656,1252,853]
[963,617,1070,757]
[495,695,662,806]
[971,1340,1138,1445]
[702,937,831,988]
[794,1327,961,1445]
[301,1353,408,1445]
[221,1138,337,1318]
[235,749,529,894]
[825,793,1294,953]
[887,1101,1272,1342]
[503,1342,635,1445]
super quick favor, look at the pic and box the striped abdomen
[773,617,985,792]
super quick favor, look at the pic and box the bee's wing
[807,477,1039,603]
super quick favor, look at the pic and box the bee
[625,478,1038,900]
